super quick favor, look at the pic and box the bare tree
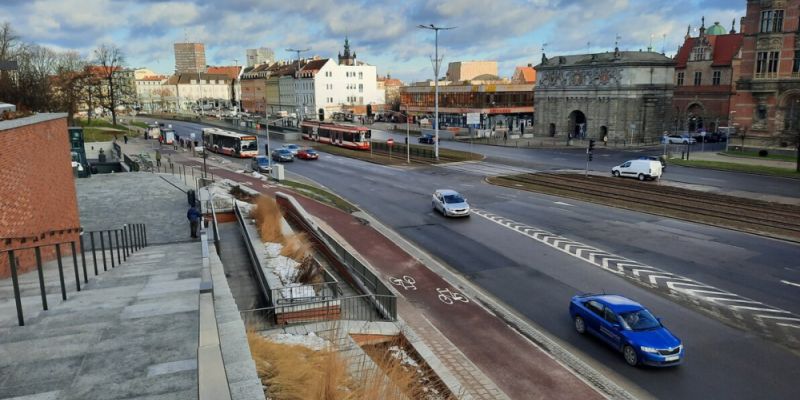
[93,44,126,125]
[0,22,20,104]
[12,43,58,111]
[53,51,89,125]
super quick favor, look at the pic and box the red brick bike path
[188,163,602,400]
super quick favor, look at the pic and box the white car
[664,134,696,144]
[432,189,471,217]
[281,143,301,155]
[612,159,663,181]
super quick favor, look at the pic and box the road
[162,118,800,399]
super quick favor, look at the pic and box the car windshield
[620,309,661,331]
[443,194,465,204]
[306,150,317,154]
[241,139,257,151]
[278,150,291,154]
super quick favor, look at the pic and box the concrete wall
[0,114,81,278]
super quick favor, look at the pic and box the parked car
[418,133,436,144]
[432,189,470,217]
[250,155,271,172]
[664,134,696,144]
[612,159,663,181]
[271,149,294,162]
[281,143,301,155]
[569,294,684,367]
[637,156,666,171]
[296,148,319,160]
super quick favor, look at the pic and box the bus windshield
[241,139,257,151]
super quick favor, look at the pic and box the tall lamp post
[264,116,291,170]
[418,24,455,160]
[726,110,736,153]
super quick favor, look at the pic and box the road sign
[387,138,394,146]
[466,113,480,125]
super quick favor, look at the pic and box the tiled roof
[207,66,242,80]
[301,59,330,72]
[139,75,167,81]
[513,66,536,83]
[85,65,121,77]
[675,33,742,68]
[164,73,232,85]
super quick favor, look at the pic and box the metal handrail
[240,293,397,330]
[233,202,271,305]
[1,223,149,327]
[209,197,221,255]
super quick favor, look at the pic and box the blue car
[569,294,683,367]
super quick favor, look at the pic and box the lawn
[308,141,481,166]
[722,149,797,162]
[669,158,800,178]
[280,179,359,213]
[75,118,145,142]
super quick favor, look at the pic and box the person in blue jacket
[187,205,201,238]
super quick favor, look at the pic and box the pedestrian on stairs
[187,205,201,239]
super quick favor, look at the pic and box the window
[794,51,800,74]
[358,83,363,93]
[694,71,702,85]
[358,71,363,79]
[760,10,784,33]
[604,308,619,325]
[712,71,721,85]
[585,301,604,316]
[691,47,705,61]
[677,72,684,86]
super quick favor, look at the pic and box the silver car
[432,189,471,217]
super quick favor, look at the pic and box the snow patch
[280,283,316,299]
[263,242,283,258]
[266,332,330,351]
[269,255,300,285]
[388,346,419,368]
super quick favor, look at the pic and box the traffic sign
[387,138,394,146]
[466,113,480,125]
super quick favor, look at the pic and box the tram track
[488,172,800,242]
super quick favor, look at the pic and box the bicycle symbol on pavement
[436,287,469,305]
[389,275,417,291]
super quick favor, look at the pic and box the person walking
[187,205,201,239]
[123,134,128,144]
[155,150,162,168]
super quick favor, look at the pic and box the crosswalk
[435,161,537,177]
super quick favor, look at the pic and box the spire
[685,25,691,39]
[730,18,736,34]
[699,16,706,37]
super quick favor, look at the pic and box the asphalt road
[163,118,800,399]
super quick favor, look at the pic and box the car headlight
[640,346,659,353]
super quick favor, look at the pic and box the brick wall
[0,115,81,278]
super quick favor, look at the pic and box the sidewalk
[174,152,614,399]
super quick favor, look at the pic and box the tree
[93,44,126,125]
[52,51,89,125]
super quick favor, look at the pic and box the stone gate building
[534,49,675,142]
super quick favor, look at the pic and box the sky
[1,0,745,82]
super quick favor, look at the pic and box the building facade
[240,63,271,115]
[446,61,498,82]
[673,18,743,133]
[733,0,800,147]
[534,50,675,142]
[174,43,206,74]
[163,73,232,111]
[134,75,168,112]
[0,114,80,278]
[246,47,275,67]
[401,79,535,130]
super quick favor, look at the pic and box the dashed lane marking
[471,208,800,347]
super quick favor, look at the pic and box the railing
[755,72,779,79]
[370,140,436,159]
[315,229,396,299]
[234,203,272,305]
[240,294,397,331]
[272,280,342,305]
[209,197,221,255]
[1,223,148,326]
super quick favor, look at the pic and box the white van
[611,159,663,181]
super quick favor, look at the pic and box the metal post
[143,224,148,247]
[8,250,24,326]
[121,225,128,261]
[434,29,440,160]
[135,224,141,250]
[114,230,122,265]
[90,231,98,275]
[55,244,67,300]
[34,247,47,310]
[79,232,88,283]
[100,231,107,271]
[407,118,411,163]
[108,231,116,268]
[71,241,81,292]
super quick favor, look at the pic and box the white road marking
[780,280,800,288]
[554,201,573,206]
[471,207,800,333]
[777,323,800,329]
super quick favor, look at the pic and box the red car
[296,149,319,160]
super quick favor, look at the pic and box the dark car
[296,149,319,160]
[418,134,436,144]
[570,294,684,367]
[271,149,294,162]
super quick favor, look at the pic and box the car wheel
[574,316,586,334]
[638,173,645,181]
[612,171,620,177]
[623,345,639,366]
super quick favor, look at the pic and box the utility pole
[418,24,456,160]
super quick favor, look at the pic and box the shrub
[758,149,769,157]
[280,232,312,262]
[252,196,284,243]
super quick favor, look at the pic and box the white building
[294,56,384,119]
[246,47,275,67]
[163,73,233,111]
[134,75,168,112]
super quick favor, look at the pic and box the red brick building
[734,0,800,147]
[0,114,81,278]
[673,19,743,133]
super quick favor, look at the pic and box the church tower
[338,37,357,66]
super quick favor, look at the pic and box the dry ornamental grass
[252,196,284,243]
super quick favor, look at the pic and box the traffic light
[589,139,596,151]
[588,153,593,161]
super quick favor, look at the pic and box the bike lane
[186,162,604,400]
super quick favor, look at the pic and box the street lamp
[263,116,292,170]
[726,110,736,152]
[418,23,456,160]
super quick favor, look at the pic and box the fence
[240,294,397,331]
[370,141,436,159]
[1,223,148,326]
[271,280,342,306]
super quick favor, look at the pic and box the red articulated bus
[300,121,371,150]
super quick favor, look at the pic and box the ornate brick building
[733,0,800,147]
[673,18,743,133]
[534,49,675,142]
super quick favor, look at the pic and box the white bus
[201,128,258,158]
